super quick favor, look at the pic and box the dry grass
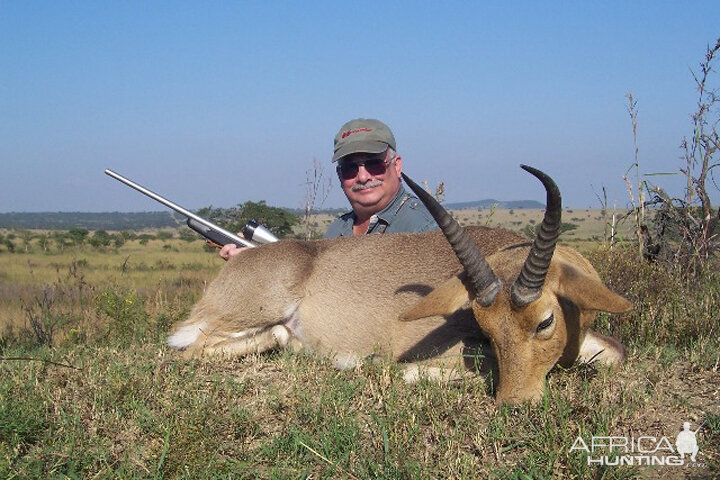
[1,234,718,479]
[295,208,637,251]
[0,237,221,333]
[452,208,637,250]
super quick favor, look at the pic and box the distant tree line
[0,227,213,254]
[0,202,302,254]
[0,204,317,231]
[0,211,183,230]
[0,228,195,254]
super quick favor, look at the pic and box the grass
[1,234,718,478]
[3,343,715,478]
[0,237,220,335]
[451,208,637,252]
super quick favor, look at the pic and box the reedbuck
[169,165,631,404]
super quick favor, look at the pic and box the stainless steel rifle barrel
[104,169,255,248]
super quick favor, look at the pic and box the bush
[67,228,89,246]
[96,287,149,345]
[156,231,174,241]
[589,247,720,360]
[88,230,112,249]
[2,237,15,253]
[112,235,125,248]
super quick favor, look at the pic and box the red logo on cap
[341,128,372,139]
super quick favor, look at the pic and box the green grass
[4,341,715,478]
[1,238,719,478]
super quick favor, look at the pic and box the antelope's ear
[556,262,632,314]
[400,275,472,321]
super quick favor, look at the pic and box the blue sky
[1,2,719,212]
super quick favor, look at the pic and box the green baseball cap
[332,118,396,162]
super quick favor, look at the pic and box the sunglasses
[337,156,393,180]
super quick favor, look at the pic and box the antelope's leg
[187,325,300,358]
[578,328,626,366]
[401,364,465,383]
[400,342,486,383]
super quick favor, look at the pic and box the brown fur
[169,226,631,404]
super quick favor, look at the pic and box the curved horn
[402,173,501,306]
[511,165,562,308]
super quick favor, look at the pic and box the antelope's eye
[537,314,554,332]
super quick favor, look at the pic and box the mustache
[351,180,383,191]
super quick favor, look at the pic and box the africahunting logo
[569,421,704,467]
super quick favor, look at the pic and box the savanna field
[1,212,718,479]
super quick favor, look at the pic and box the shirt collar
[375,185,410,223]
[351,185,409,225]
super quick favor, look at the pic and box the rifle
[105,169,266,248]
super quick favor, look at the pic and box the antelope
[168,165,631,404]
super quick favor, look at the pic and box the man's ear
[393,155,403,178]
[400,275,471,321]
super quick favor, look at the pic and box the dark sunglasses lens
[339,163,359,179]
[338,158,387,180]
[364,159,388,176]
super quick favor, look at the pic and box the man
[219,118,435,259]
[325,118,436,237]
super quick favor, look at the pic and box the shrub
[96,287,149,345]
[88,230,111,249]
[67,228,89,246]
[589,247,720,358]
[156,231,174,241]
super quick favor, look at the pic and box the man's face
[337,148,403,218]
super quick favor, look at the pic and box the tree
[51,231,70,252]
[197,201,300,240]
[112,234,125,248]
[138,233,154,246]
[678,38,720,266]
[89,230,112,248]
[178,229,197,242]
[119,230,137,241]
[18,229,34,253]
[67,228,89,247]
[3,237,15,253]
[645,38,720,273]
[37,233,50,252]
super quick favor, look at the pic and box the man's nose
[356,165,372,182]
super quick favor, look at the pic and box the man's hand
[219,243,248,260]
[206,231,250,260]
